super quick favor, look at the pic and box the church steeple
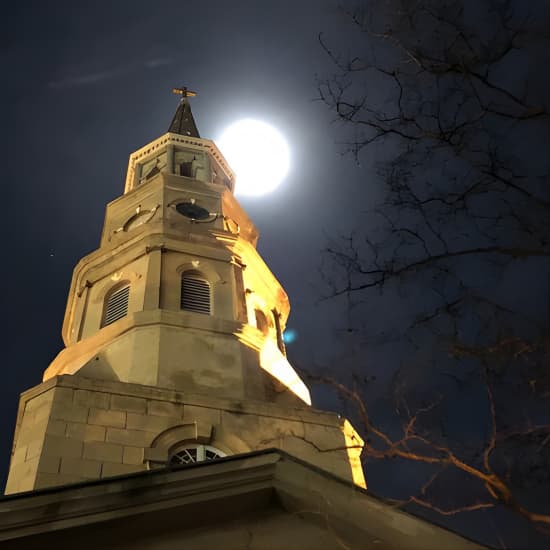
[167,86,200,138]
[4,90,366,495]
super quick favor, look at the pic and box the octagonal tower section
[44,129,309,407]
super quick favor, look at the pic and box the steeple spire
[168,86,200,138]
[4,88,366,498]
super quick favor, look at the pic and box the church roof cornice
[0,449,487,550]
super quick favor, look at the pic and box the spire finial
[172,86,197,99]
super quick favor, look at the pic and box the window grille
[169,444,225,465]
[181,275,211,314]
[103,285,130,326]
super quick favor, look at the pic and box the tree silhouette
[315,0,550,543]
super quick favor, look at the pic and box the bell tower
[5,90,366,494]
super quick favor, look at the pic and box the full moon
[217,119,290,196]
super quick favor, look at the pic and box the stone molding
[25,376,338,427]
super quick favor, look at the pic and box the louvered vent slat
[181,276,211,314]
[103,285,130,326]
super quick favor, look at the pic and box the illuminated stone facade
[5,96,365,494]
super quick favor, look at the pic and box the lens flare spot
[283,329,297,345]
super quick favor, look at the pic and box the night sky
[3,1,548,548]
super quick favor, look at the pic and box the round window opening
[176,202,210,220]
[169,444,226,465]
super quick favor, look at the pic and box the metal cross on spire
[172,86,197,99]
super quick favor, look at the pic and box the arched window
[169,444,225,465]
[102,284,130,327]
[254,309,269,335]
[272,309,286,355]
[181,273,211,314]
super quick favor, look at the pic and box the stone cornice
[0,450,486,549]
[124,132,235,194]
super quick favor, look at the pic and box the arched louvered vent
[181,274,211,314]
[103,285,130,326]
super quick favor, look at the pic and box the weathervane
[172,86,197,99]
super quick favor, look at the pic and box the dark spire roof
[168,86,200,138]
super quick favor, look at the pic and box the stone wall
[5,374,365,494]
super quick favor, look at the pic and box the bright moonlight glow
[217,119,290,196]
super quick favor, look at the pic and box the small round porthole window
[169,444,226,465]
[176,201,210,220]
